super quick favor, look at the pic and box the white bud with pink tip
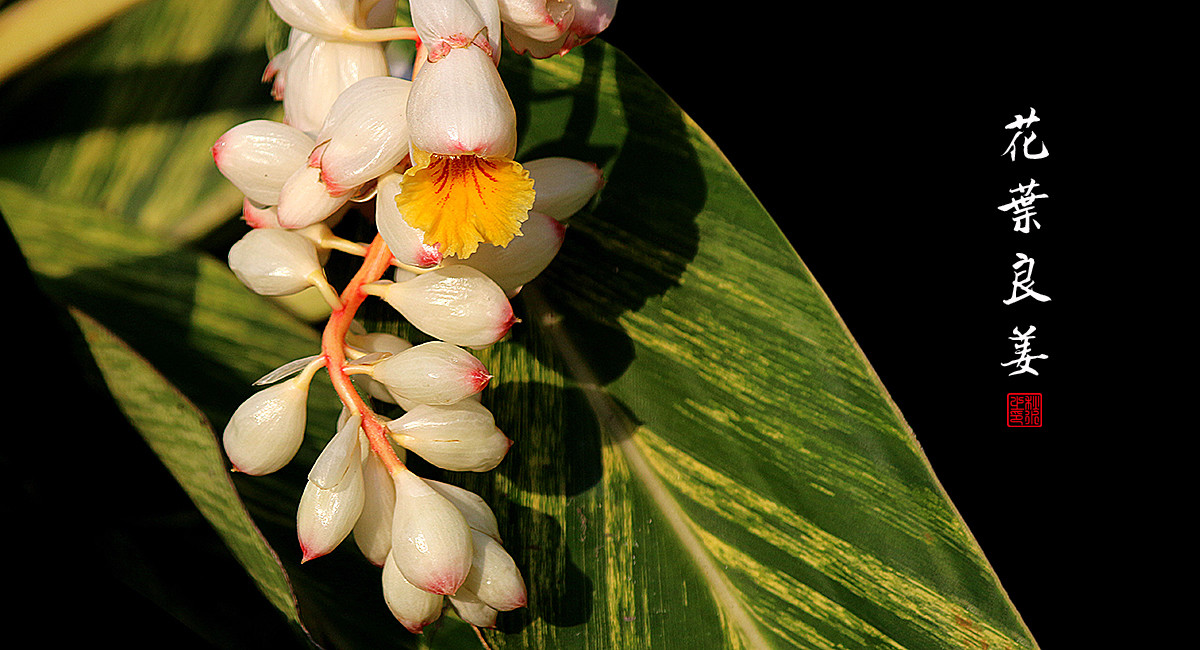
[297,414,366,562]
[381,551,446,633]
[212,120,316,206]
[312,76,413,196]
[276,164,351,229]
[373,266,516,348]
[503,0,616,58]
[497,0,573,45]
[390,467,474,595]
[369,341,491,406]
[524,156,604,221]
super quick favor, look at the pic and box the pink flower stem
[321,234,405,476]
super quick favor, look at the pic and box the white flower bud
[212,120,316,206]
[422,478,502,542]
[375,170,442,268]
[461,529,527,611]
[313,76,413,196]
[382,552,445,633]
[497,0,574,43]
[524,156,604,221]
[371,341,491,406]
[407,45,516,158]
[353,450,396,566]
[448,586,498,628]
[377,266,516,348]
[279,29,389,135]
[297,452,365,562]
[442,211,565,297]
[504,0,616,58]
[227,228,325,296]
[391,468,474,595]
[222,377,309,475]
[386,401,512,472]
[276,163,351,229]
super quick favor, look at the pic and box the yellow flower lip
[396,153,535,259]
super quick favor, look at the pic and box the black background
[603,7,1177,649]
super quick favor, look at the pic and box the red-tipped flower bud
[382,551,446,633]
[376,266,515,348]
[390,468,474,595]
[370,340,491,406]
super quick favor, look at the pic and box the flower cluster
[213,0,613,634]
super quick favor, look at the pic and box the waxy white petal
[382,552,445,632]
[268,0,360,40]
[448,586,498,628]
[371,341,491,406]
[223,378,309,475]
[212,120,316,205]
[308,414,362,489]
[497,0,574,42]
[276,164,351,229]
[227,228,324,296]
[386,401,512,472]
[524,156,604,221]
[313,76,413,195]
[375,171,442,268]
[422,478,502,542]
[379,266,516,348]
[391,468,474,595]
[407,45,516,158]
[243,198,283,229]
[280,29,389,135]
[297,455,365,561]
[461,529,527,611]
[442,210,565,296]
[504,0,615,57]
[353,450,396,566]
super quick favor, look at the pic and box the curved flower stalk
[214,0,614,636]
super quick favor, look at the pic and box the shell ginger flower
[396,40,533,259]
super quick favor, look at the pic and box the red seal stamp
[1006,393,1042,427]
